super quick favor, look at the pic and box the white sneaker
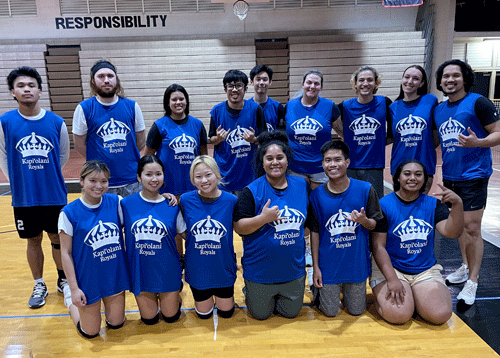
[305,235,313,267]
[63,285,72,308]
[457,280,478,306]
[306,267,314,291]
[445,263,469,285]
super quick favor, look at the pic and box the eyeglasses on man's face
[225,83,245,91]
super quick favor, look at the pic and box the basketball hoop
[233,0,249,20]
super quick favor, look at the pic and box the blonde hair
[189,155,223,186]
[350,66,382,94]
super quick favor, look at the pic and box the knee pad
[77,321,99,339]
[105,318,125,330]
[140,312,160,325]
[51,243,61,250]
[216,306,234,319]
[195,305,214,320]
[162,308,181,323]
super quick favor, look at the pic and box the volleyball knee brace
[140,312,160,325]
[216,305,235,319]
[77,321,99,339]
[105,318,125,330]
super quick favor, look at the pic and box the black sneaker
[29,282,48,309]
[57,278,68,293]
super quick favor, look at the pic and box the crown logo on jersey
[325,209,359,236]
[191,216,227,242]
[393,216,433,242]
[269,206,305,232]
[438,117,465,142]
[396,115,427,136]
[266,123,274,131]
[97,118,130,142]
[131,215,168,243]
[84,220,121,250]
[169,133,197,154]
[290,116,323,135]
[226,125,250,148]
[349,114,381,135]
[15,132,54,158]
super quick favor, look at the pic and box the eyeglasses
[226,83,245,91]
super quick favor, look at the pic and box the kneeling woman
[121,154,183,325]
[234,130,308,320]
[59,161,130,338]
[180,156,238,319]
[371,159,464,325]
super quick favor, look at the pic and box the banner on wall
[55,15,167,30]
[382,0,423,7]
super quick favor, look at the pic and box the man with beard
[249,65,284,131]
[73,60,145,196]
[434,59,500,309]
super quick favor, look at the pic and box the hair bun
[257,129,289,146]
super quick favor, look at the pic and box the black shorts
[13,205,64,239]
[189,285,234,302]
[443,177,489,212]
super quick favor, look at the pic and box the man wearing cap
[73,60,146,196]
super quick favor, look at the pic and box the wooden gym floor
[0,148,499,357]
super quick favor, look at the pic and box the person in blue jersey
[208,69,267,196]
[284,69,341,282]
[145,84,207,269]
[145,84,207,195]
[121,155,184,325]
[308,140,384,317]
[73,60,146,197]
[284,69,340,190]
[333,66,392,199]
[388,65,439,194]
[234,130,308,320]
[371,160,464,325]
[249,65,285,131]
[59,161,130,339]
[434,59,500,309]
[180,155,238,319]
[0,66,70,309]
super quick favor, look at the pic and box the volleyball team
[2,58,499,339]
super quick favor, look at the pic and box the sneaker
[57,278,68,293]
[305,245,313,267]
[457,279,478,306]
[62,285,72,308]
[306,267,314,291]
[445,263,469,285]
[29,282,48,309]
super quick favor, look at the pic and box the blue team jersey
[61,194,130,305]
[380,193,437,274]
[181,190,238,290]
[79,97,140,187]
[121,193,182,295]
[0,109,67,207]
[242,175,308,284]
[154,115,204,195]
[309,179,372,284]
[434,93,493,181]
[389,94,438,175]
[285,97,340,174]
[249,97,282,131]
[210,100,260,191]
[342,96,388,169]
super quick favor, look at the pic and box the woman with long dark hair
[371,159,463,325]
[388,65,438,193]
[234,130,308,320]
